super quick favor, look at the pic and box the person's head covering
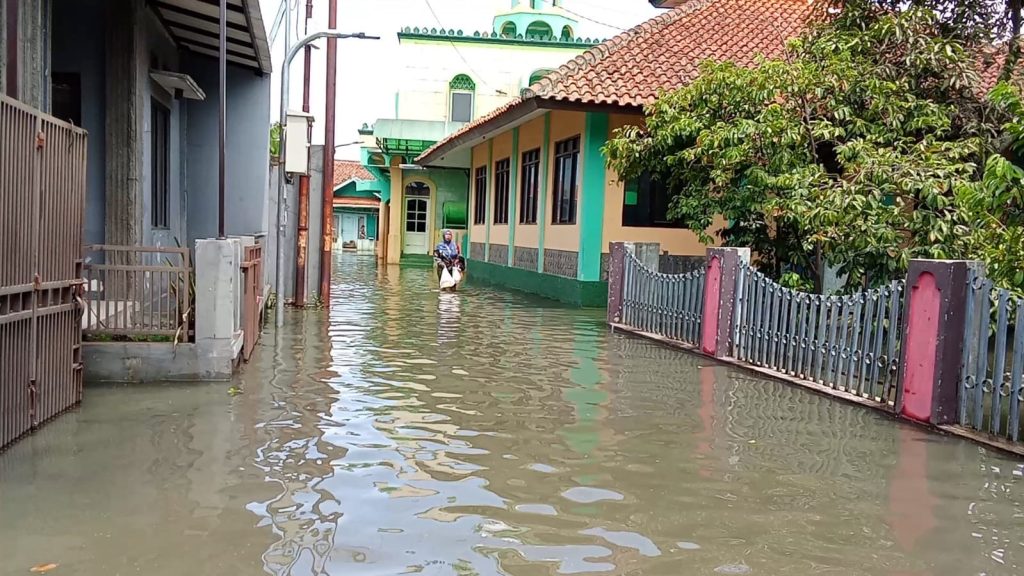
[442,229,453,242]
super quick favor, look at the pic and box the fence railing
[734,265,905,407]
[1,94,87,450]
[241,243,264,361]
[960,269,1023,442]
[81,245,192,342]
[621,251,705,346]
[609,244,1024,454]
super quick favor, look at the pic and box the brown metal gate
[1,95,88,450]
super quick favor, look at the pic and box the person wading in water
[433,229,465,288]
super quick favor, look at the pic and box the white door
[403,196,430,254]
[340,213,359,243]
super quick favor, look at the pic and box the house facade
[416,0,822,305]
[1,0,273,253]
[332,160,382,253]
[360,0,605,264]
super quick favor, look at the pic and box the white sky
[258,0,661,159]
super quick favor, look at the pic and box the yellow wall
[601,114,722,255]
[470,143,488,246]
[489,131,513,246]
[513,115,546,249]
[543,110,585,252]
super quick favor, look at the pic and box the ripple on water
[561,487,625,504]
[515,503,559,516]
[581,527,661,557]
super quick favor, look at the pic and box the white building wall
[395,39,588,122]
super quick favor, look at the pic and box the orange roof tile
[977,41,1023,93]
[525,0,822,107]
[419,0,824,163]
[333,160,374,188]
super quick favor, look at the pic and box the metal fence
[1,95,87,450]
[959,270,1023,441]
[733,265,905,407]
[81,245,192,342]
[621,251,705,346]
[241,243,264,361]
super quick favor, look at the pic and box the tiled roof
[525,0,822,107]
[977,41,1023,92]
[333,160,374,188]
[418,0,823,163]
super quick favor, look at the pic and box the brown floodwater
[2,253,1023,576]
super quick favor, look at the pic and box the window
[552,136,579,224]
[473,166,488,225]
[519,149,540,224]
[493,158,511,224]
[151,99,170,229]
[500,22,517,37]
[561,25,574,41]
[622,171,685,228]
[526,21,553,40]
[449,74,476,123]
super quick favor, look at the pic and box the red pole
[294,0,313,306]
[320,0,338,302]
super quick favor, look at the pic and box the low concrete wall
[467,258,607,307]
[83,340,239,383]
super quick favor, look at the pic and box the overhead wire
[422,0,503,93]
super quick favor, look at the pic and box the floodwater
[2,254,1023,576]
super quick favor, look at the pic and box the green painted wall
[577,112,609,282]
[334,208,379,239]
[414,168,470,234]
[467,259,608,307]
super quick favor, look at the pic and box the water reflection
[0,253,1022,576]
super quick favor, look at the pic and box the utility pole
[320,0,338,302]
[275,29,380,328]
[294,0,314,306]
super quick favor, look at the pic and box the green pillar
[507,127,520,267]
[577,112,609,281]
[537,113,551,274]
[484,139,493,262]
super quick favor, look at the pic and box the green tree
[604,7,1022,292]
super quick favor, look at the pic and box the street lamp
[335,141,362,149]
[275,29,379,328]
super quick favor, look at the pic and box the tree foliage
[603,6,1023,293]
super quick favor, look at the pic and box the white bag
[452,267,462,285]
[439,266,456,289]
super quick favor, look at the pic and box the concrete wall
[185,53,272,244]
[395,38,588,123]
[50,0,106,247]
[142,9,186,249]
[268,147,325,304]
[1,0,51,111]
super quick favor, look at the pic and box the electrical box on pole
[284,110,315,174]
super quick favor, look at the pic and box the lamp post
[275,29,379,328]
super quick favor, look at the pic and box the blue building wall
[185,55,272,244]
[50,0,106,247]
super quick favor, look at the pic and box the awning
[154,0,272,73]
[372,119,464,158]
[334,197,381,209]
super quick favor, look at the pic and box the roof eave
[417,98,645,167]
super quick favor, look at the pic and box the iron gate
[0,95,88,450]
